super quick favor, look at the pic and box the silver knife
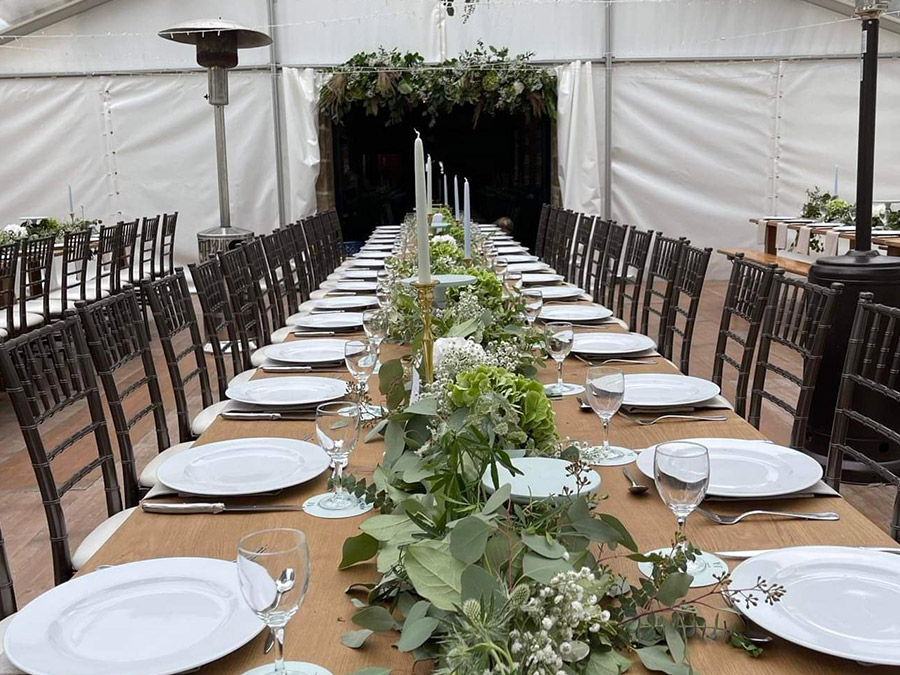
[290,330,337,337]
[716,546,900,560]
[220,411,316,421]
[142,502,303,514]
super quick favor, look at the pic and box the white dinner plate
[540,303,612,322]
[500,254,539,263]
[226,376,347,407]
[312,295,378,311]
[336,281,378,292]
[508,262,549,273]
[636,438,823,497]
[4,557,263,675]
[350,259,386,268]
[532,286,585,301]
[368,236,396,243]
[497,246,527,254]
[573,332,656,356]
[289,312,364,330]
[341,269,379,279]
[523,273,564,285]
[375,225,401,231]
[482,457,601,503]
[731,547,900,665]
[362,243,394,249]
[622,373,720,408]
[158,438,330,496]
[356,250,391,259]
[263,338,352,364]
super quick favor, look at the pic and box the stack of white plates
[335,280,378,292]
[522,272,563,285]
[311,296,378,312]
[501,254,539,263]
[531,286,585,301]
[509,261,550,273]
[226,376,347,408]
[573,332,655,356]
[356,250,391,259]
[350,259,386,268]
[341,269,379,279]
[288,311,364,331]
[264,338,352,365]
[540,304,612,322]
[622,373,720,409]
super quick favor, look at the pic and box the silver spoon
[622,468,649,495]
[575,396,593,413]
[264,568,296,654]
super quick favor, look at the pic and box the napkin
[796,226,811,255]
[622,394,733,415]
[706,480,841,502]
[775,222,788,249]
[756,220,768,245]
[824,230,840,256]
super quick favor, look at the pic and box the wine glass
[543,322,576,396]
[523,289,543,325]
[362,309,386,355]
[237,528,310,675]
[375,283,391,308]
[654,441,710,574]
[584,367,626,460]
[315,401,361,510]
[344,339,377,407]
[493,257,509,278]
[504,271,523,296]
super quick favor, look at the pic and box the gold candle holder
[412,279,439,384]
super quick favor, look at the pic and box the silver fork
[572,354,658,366]
[618,411,728,426]
[696,506,839,525]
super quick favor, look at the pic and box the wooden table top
[749,218,900,247]
[81,286,899,674]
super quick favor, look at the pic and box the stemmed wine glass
[315,401,361,511]
[237,528,311,675]
[362,309,386,356]
[543,322,578,396]
[504,271,523,297]
[344,339,377,413]
[653,441,710,575]
[584,366,626,461]
[493,257,509,278]
[523,289,543,325]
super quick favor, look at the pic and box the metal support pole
[855,16,880,252]
[603,0,613,221]
[267,0,288,226]
[213,103,232,230]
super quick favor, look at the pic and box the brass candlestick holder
[412,279,439,383]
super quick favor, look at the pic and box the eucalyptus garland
[319,43,557,126]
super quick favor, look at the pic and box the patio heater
[158,20,272,261]
[807,0,900,474]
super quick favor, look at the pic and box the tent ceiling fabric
[0,0,68,27]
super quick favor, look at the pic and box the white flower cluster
[485,338,524,372]
[3,223,27,238]
[509,568,612,675]
[433,336,490,394]
[443,288,486,329]
[431,234,458,247]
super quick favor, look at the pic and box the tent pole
[603,0,613,221]
[267,0,288,226]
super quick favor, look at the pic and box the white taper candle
[415,139,431,284]
[463,178,472,259]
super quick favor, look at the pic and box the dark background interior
[331,106,551,251]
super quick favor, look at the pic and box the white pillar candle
[68,184,74,214]
[426,154,433,213]
[415,139,431,284]
[454,175,460,220]
[442,165,448,206]
[463,178,472,259]
[834,165,839,197]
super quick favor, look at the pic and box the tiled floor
[0,280,893,607]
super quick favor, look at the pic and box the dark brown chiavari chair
[158,212,178,279]
[76,288,172,507]
[616,227,654,330]
[596,222,627,311]
[325,210,345,269]
[0,318,124,584]
[568,215,594,287]
[117,218,139,287]
[541,206,563,265]
[584,218,609,300]
[18,234,55,331]
[826,294,900,541]
[662,244,711,374]
[551,210,579,277]
[189,258,251,401]
[285,223,313,303]
[533,203,551,258]
[712,254,781,417]
[302,217,329,289]
[640,235,687,349]
[747,276,842,449]
[41,230,93,317]
[144,269,219,451]
[0,524,14,620]
[138,215,160,282]
[243,238,285,339]
[0,242,18,340]
[263,231,299,320]
[219,245,271,360]
[95,224,121,299]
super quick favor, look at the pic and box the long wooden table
[81,285,899,674]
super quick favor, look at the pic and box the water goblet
[237,528,311,675]
[344,339,377,405]
[362,309,386,354]
[543,321,578,396]
[584,366,626,461]
[504,271,523,296]
[493,257,509,278]
[523,289,543,325]
[315,401,362,510]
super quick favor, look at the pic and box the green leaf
[572,515,627,547]
[340,533,379,569]
[656,572,692,606]
[404,544,466,611]
[481,483,511,515]
[522,551,573,584]
[445,316,481,337]
[461,563,503,605]
[341,628,374,648]
[360,515,418,544]
[585,650,633,675]
[349,669,391,675]
[402,599,431,624]
[397,616,440,652]
[449,516,492,564]
[404,396,438,416]
[664,620,686,663]
[598,513,638,552]
[351,605,397,632]
[383,420,407,466]
[521,532,567,559]
[636,646,692,675]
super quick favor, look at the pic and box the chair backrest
[617,227,654,330]
[663,244,712,373]
[0,523,15,620]
[285,223,313,302]
[58,229,93,309]
[189,258,246,401]
[159,212,178,278]
[144,269,214,444]
[534,203,551,258]
[117,218,139,286]
[541,206,563,264]
[19,234,55,328]
[244,237,283,332]
[0,317,122,584]
[300,217,328,289]
[324,210,344,268]
[712,254,781,417]
[826,294,900,541]
[76,288,170,507]
[552,210,579,276]
[641,235,687,348]
[96,224,121,298]
[139,215,161,281]
[263,231,299,317]
[0,241,18,337]
[748,276,843,449]
[568,215,594,288]
[219,245,270,354]
[597,222,627,311]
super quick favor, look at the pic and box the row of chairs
[0,214,177,341]
[0,210,341,588]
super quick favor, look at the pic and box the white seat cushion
[270,326,292,344]
[250,346,272,367]
[0,612,22,674]
[49,286,109,302]
[190,401,232,437]
[0,313,45,338]
[71,506,137,571]
[138,441,194,488]
[228,368,258,388]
